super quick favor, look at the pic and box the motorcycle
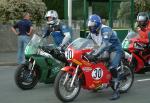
[122,30,150,73]
[15,34,68,90]
[54,38,134,102]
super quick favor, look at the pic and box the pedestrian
[86,14,123,100]
[11,12,33,64]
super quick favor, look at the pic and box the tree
[117,0,150,20]
[43,0,64,19]
[117,2,131,19]
[0,0,47,25]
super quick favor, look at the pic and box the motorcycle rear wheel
[54,70,81,102]
[15,63,39,90]
[111,63,134,93]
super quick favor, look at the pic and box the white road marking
[137,78,150,82]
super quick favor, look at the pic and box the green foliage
[0,0,47,25]
[134,0,150,14]
[43,0,64,19]
[42,0,109,20]
[92,2,108,19]
[117,0,150,20]
[72,0,84,20]
[117,2,131,19]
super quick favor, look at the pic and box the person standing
[11,12,33,64]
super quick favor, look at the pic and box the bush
[0,0,47,25]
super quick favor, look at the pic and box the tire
[111,61,134,93]
[15,63,39,90]
[54,70,81,102]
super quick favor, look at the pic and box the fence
[0,19,130,52]
[0,21,82,52]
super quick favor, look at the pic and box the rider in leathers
[86,14,123,100]
[136,12,150,44]
[43,10,71,51]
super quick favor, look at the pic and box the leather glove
[85,53,97,62]
[57,46,62,51]
[135,42,147,49]
[57,44,65,52]
[50,48,60,57]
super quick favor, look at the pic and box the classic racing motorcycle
[15,34,68,90]
[122,30,150,73]
[54,38,134,102]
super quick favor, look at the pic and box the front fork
[63,64,79,88]
[70,65,79,87]
[28,58,36,75]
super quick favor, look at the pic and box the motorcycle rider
[86,14,123,100]
[136,12,150,44]
[43,10,71,51]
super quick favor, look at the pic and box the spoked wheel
[54,70,81,102]
[15,63,39,90]
[111,63,134,93]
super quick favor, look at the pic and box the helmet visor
[88,21,98,34]
[46,16,57,25]
[138,21,146,27]
[47,16,56,21]
[88,21,96,27]
[138,16,146,22]
[88,21,96,30]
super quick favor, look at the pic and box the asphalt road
[0,66,150,103]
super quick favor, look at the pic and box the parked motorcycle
[54,38,134,102]
[15,34,68,90]
[122,30,150,73]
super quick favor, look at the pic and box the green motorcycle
[15,34,68,90]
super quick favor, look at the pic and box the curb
[0,62,17,66]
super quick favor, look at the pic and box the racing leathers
[44,20,71,50]
[87,24,123,69]
[137,20,150,44]
[87,24,123,100]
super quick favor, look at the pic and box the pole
[109,0,113,28]
[131,0,134,29]
[64,0,68,19]
[68,0,72,27]
[88,0,92,16]
[83,0,88,37]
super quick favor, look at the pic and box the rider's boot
[109,68,120,100]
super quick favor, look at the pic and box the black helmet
[137,12,149,28]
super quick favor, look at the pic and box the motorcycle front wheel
[54,70,81,102]
[15,63,39,90]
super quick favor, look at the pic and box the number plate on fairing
[92,68,103,80]
[65,48,73,60]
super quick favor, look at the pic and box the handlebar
[134,42,147,50]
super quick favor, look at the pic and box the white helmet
[137,12,149,28]
[45,10,58,25]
